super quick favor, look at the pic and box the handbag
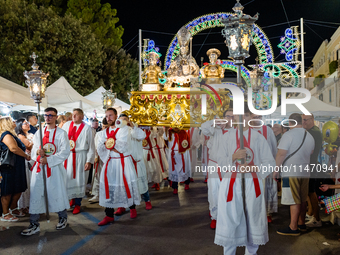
[323,193,340,214]
[0,148,16,171]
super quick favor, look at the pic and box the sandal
[10,208,25,217]
[1,213,19,222]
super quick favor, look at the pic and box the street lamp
[221,0,258,217]
[23,52,50,221]
[249,57,265,108]
[222,0,258,156]
[102,84,117,110]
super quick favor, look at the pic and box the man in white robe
[214,106,275,255]
[154,127,169,181]
[200,132,210,182]
[89,118,109,203]
[251,114,278,222]
[163,127,191,194]
[97,108,140,225]
[143,127,163,190]
[62,108,95,214]
[189,127,200,180]
[21,107,70,236]
[201,108,235,229]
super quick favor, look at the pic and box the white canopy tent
[271,95,340,121]
[45,76,101,113]
[84,86,130,116]
[0,76,48,110]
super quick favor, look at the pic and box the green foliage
[313,74,326,87]
[329,60,338,75]
[99,46,139,103]
[67,0,124,48]
[27,0,68,15]
[0,0,105,95]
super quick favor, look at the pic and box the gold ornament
[69,140,75,150]
[105,138,115,150]
[181,139,189,149]
[142,139,148,147]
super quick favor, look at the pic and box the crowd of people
[0,104,339,255]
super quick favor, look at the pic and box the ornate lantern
[249,57,265,94]
[102,84,117,110]
[221,0,258,65]
[23,52,49,104]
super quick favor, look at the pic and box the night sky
[104,0,340,70]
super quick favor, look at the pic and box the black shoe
[298,224,307,232]
[21,223,40,236]
[56,217,67,230]
[277,226,300,236]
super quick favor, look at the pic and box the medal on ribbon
[105,138,115,150]
[142,139,148,147]
[69,140,75,150]
[43,143,56,156]
[181,139,189,149]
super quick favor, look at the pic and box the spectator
[91,118,102,132]
[273,124,282,144]
[57,115,67,128]
[27,114,38,135]
[282,125,289,134]
[302,114,323,227]
[15,118,34,215]
[65,112,72,121]
[275,113,314,236]
[0,117,30,222]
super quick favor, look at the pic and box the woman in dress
[0,117,30,222]
[14,118,34,215]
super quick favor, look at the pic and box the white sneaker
[89,195,99,203]
[306,217,322,227]
[21,223,40,236]
[305,214,313,221]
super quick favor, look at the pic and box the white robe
[143,128,163,183]
[97,126,140,208]
[91,130,104,197]
[29,127,71,214]
[62,121,95,199]
[254,126,278,214]
[200,132,209,178]
[129,126,148,195]
[214,129,275,248]
[202,120,235,220]
[153,127,169,179]
[189,127,201,177]
[163,131,191,183]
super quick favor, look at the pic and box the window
[319,93,323,101]
[329,89,332,102]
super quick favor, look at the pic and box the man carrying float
[97,108,140,225]
[62,108,95,214]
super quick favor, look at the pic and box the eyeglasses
[23,122,30,125]
[44,114,56,118]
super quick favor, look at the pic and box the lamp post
[102,84,117,110]
[249,57,265,109]
[23,52,50,221]
[221,0,258,220]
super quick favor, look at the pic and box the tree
[67,0,124,48]
[99,46,139,103]
[0,0,105,95]
[27,0,68,15]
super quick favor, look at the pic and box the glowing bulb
[33,84,40,93]
[107,99,112,106]
[242,34,249,50]
[230,35,238,51]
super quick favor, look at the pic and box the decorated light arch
[164,12,301,87]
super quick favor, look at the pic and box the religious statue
[201,48,225,84]
[166,26,200,89]
[141,51,164,91]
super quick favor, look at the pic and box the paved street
[1,177,340,255]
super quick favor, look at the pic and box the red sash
[209,159,222,181]
[226,129,261,202]
[129,155,138,176]
[144,130,155,161]
[154,137,164,173]
[64,122,85,179]
[31,127,57,178]
[171,133,185,173]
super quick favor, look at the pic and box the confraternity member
[188,127,200,181]
[153,127,169,182]
[89,118,109,203]
[251,114,278,223]
[201,107,235,229]
[143,127,162,190]
[97,108,140,225]
[62,108,95,214]
[21,107,70,236]
[117,114,152,211]
[214,104,275,255]
[163,127,191,194]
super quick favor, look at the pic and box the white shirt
[278,128,315,177]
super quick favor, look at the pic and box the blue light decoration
[277,27,301,62]
[143,40,162,66]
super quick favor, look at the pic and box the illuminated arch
[164,13,274,70]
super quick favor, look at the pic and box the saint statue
[141,51,164,91]
[201,48,225,84]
